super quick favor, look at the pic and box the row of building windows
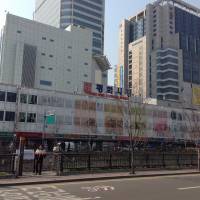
[61,4,102,18]
[0,92,16,102]
[19,112,36,123]
[183,56,200,84]
[60,17,102,32]
[157,57,178,64]
[72,0,103,11]
[17,30,55,43]
[41,53,54,58]
[0,109,195,125]
[0,111,15,122]
[157,87,179,94]
[157,49,178,57]
[157,71,178,79]
[157,94,179,101]
[73,11,102,25]
[42,37,54,42]
[93,38,102,48]
[157,64,178,71]
[157,80,178,87]
[40,66,53,70]
[73,19,102,32]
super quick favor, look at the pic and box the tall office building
[118,0,200,107]
[34,0,105,56]
[117,11,146,90]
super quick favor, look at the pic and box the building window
[19,112,26,122]
[0,111,4,121]
[17,30,21,34]
[7,92,17,103]
[152,40,154,50]
[49,54,53,58]
[50,39,54,42]
[103,73,107,78]
[84,63,88,65]
[5,112,15,121]
[40,80,52,86]
[85,48,89,51]
[171,111,177,120]
[20,94,27,104]
[42,37,46,40]
[41,53,46,56]
[84,74,88,78]
[0,91,5,101]
[67,69,71,72]
[65,99,73,108]
[67,81,71,84]
[65,116,72,125]
[40,66,45,69]
[68,46,72,49]
[68,56,72,59]
[27,113,36,123]
[48,67,53,70]
[28,95,37,104]
[161,37,164,49]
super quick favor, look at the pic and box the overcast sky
[0,0,200,85]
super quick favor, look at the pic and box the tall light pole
[127,89,135,174]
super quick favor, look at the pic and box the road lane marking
[81,186,115,192]
[51,174,200,187]
[0,186,102,200]
[178,186,200,190]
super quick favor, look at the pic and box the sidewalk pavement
[0,169,200,187]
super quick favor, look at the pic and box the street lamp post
[127,89,135,174]
[17,136,26,176]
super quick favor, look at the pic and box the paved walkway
[0,169,200,187]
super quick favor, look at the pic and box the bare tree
[117,92,147,174]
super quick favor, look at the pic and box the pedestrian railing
[0,154,16,175]
[55,151,198,175]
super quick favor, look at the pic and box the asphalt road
[1,174,200,200]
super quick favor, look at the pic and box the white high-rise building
[0,14,110,93]
[34,0,105,56]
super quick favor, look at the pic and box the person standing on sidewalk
[34,145,46,175]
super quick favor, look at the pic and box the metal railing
[55,151,198,175]
[0,154,16,174]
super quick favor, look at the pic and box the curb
[0,171,199,187]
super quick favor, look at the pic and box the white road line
[178,186,200,190]
[52,174,200,187]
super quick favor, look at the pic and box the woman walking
[34,145,46,175]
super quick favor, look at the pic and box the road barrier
[55,151,198,175]
[0,154,16,175]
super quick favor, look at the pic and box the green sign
[45,114,56,125]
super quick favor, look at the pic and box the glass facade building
[34,0,107,84]
[175,7,200,84]
[35,0,105,55]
